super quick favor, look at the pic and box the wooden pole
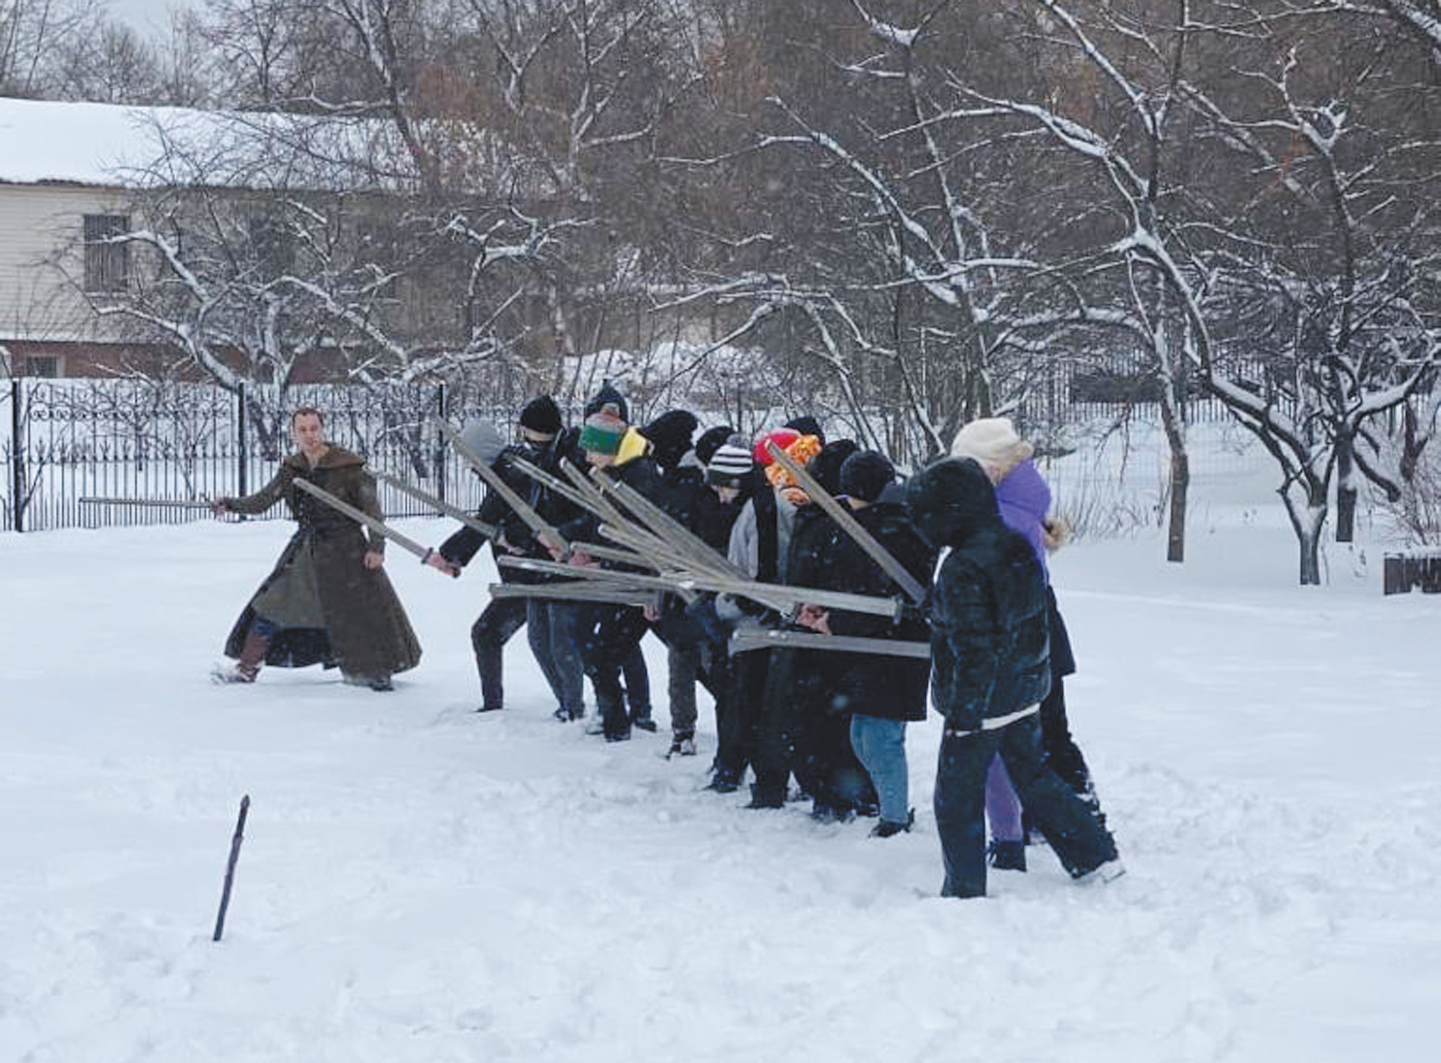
[212,795,250,943]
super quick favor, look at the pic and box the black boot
[870,809,915,838]
[988,840,1027,871]
[745,781,786,809]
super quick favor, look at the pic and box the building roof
[0,96,411,192]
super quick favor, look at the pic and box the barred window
[23,355,60,378]
[83,214,130,292]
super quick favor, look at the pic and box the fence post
[12,378,24,534]
[236,383,248,499]
[435,381,447,504]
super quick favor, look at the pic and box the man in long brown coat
[211,406,422,691]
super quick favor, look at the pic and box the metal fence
[0,370,1277,534]
[1,379,498,533]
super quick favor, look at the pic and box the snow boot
[870,809,915,838]
[667,731,697,758]
[704,766,741,793]
[1075,858,1126,886]
[211,630,268,684]
[988,840,1027,871]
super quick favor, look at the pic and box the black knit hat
[694,424,736,467]
[839,450,895,503]
[811,439,859,495]
[640,409,699,471]
[519,395,563,437]
[783,415,825,447]
[584,380,629,422]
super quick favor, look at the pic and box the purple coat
[994,459,1050,581]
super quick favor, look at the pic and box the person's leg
[622,641,654,730]
[524,598,570,716]
[934,729,1002,898]
[748,649,800,808]
[705,652,744,789]
[473,597,527,711]
[1001,716,1118,879]
[1039,676,1096,800]
[851,715,910,830]
[666,639,700,754]
[529,599,586,721]
[548,601,587,720]
[712,648,766,789]
[217,613,276,683]
[579,605,649,741]
[985,754,1027,870]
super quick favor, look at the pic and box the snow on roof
[0,96,413,192]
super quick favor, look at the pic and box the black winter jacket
[906,459,1051,732]
[440,431,586,583]
[786,484,936,721]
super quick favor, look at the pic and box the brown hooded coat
[222,446,422,680]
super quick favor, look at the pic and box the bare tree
[939,0,1441,583]
[0,0,104,97]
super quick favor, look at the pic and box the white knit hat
[950,417,1033,470]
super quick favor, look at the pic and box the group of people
[209,388,1122,899]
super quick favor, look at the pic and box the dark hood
[904,457,999,549]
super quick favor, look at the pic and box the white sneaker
[1076,858,1126,886]
[210,662,255,685]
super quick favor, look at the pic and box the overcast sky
[108,0,196,35]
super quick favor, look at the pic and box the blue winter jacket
[905,458,1051,732]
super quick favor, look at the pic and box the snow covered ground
[2,453,1438,1062]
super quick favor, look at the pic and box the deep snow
[2,457,1438,1062]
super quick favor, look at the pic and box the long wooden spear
[292,477,438,564]
[765,442,929,605]
[435,419,569,558]
[374,470,496,540]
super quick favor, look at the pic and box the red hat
[753,427,800,466]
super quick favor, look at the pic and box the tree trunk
[1281,486,1329,586]
[1335,430,1356,543]
[1167,448,1189,563]
[1159,385,1188,563]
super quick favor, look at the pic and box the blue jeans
[527,599,584,716]
[850,715,909,825]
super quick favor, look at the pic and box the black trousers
[805,710,877,816]
[1039,676,1093,796]
[577,603,651,739]
[749,647,815,806]
[470,597,528,710]
[934,714,1116,898]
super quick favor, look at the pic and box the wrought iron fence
[0,367,1297,534]
[0,379,506,532]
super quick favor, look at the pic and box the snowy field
[2,450,1439,1062]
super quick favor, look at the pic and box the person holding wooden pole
[556,386,668,743]
[424,398,586,719]
[210,406,421,691]
[788,451,936,835]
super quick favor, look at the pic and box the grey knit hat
[459,418,507,466]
